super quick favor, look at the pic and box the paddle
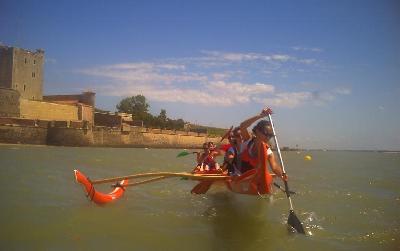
[273,182,296,195]
[268,113,306,234]
[176,151,198,157]
[191,180,214,194]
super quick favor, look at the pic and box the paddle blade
[191,181,214,194]
[176,151,190,157]
[288,210,305,234]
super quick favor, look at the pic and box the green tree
[116,95,150,121]
[176,119,185,129]
[158,109,167,128]
[116,95,189,130]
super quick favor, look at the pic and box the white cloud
[254,92,313,108]
[81,63,206,84]
[207,81,274,95]
[97,80,275,107]
[157,64,186,70]
[80,49,346,108]
[310,88,352,105]
[333,87,351,95]
[200,50,309,64]
[103,63,154,70]
[134,86,233,106]
[253,88,352,108]
[270,54,291,62]
[212,72,231,80]
[292,46,324,53]
[296,58,316,64]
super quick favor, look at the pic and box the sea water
[0,144,399,251]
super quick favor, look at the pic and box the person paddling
[222,127,243,176]
[238,108,287,181]
[194,141,222,173]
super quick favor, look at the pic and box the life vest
[227,142,273,195]
[199,151,218,170]
[240,138,272,173]
[240,138,258,172]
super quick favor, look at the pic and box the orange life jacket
[240,138,271,173]
[227,142,273,195]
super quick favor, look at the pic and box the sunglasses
[259,130,273,138]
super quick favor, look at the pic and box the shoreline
[0,123,219,149]
[0,142,201,150]
[0,142,398,152]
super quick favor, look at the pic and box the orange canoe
[74,143,276,203]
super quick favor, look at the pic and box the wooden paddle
[268,113,306,234]
[191,181,214,194]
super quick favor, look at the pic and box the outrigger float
[74,114,305,234]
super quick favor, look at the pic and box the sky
[1,0,399,150]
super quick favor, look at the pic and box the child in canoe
[193,141,222,173]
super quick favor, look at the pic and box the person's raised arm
[196,152,203,164]
[239,108,273,141]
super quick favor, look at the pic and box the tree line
[116,95,185,130]
[116,95,228,136]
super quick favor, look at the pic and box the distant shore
[0,142,398,152]
[0,123,219,148]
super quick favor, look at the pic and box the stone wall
[43,91,95,106]
[0,46,13,89]
[140,131,208,148]
[20,99,79,121]
[92,126,218,148]
[0,91,93,123]
[78,104,94,124]
[12,47,44,100]
[0,124,48,145]
[0,118,220,148]
[0,88,20,117]
[47,127,94,146]
[94,112,122,128]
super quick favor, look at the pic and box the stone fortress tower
[0,45,44,100]
[0,45,95,123]
[0,45,213,147]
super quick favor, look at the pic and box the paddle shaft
[268,114,294,208]
[268,114,305,234]
[273,182,295,195]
